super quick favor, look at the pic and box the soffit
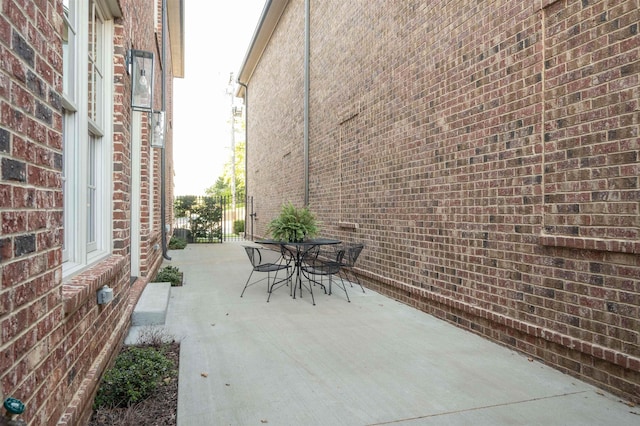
[167,0,185,78]
[236,0,289,97]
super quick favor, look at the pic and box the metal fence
[173,194,246,243]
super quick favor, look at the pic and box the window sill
[62,255,126,315]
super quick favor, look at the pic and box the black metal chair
[301,246,349,302]
[241,245,291,301]
[338,243,365,293]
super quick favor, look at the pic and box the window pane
[62,110,70,262]
[62,0,76,100]
[87,134,97,251]
[88,1,98,123]
[87,1,105,127]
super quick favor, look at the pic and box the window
[62,0,115,276]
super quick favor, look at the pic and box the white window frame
[149,145,155,233]
[62,0,115,277]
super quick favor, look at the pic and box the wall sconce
[151,110,166,148]
[128,49,154,111]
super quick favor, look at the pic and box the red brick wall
[0,0,177,423]
[245,0,639,402]
[1,0,66,422]
[246,0,307,225]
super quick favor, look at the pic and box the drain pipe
[303,0,310,206]
[238,81,249,238]
[160,0,171,260]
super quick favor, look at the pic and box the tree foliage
[205,140,245,198]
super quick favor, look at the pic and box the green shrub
[153,265,182,286]
[233,219,245,234]
[94,346,174,408]
[168,236,187,249]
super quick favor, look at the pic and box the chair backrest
[243,246,262,268]
[245,245,287,268]
[343,244,364,267]
[301,245,320,263]
[302,245,343,266]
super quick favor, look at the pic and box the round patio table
[256,238,341,305]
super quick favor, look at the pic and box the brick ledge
[62,255,127,315]
[539,234,640,254]
[539,0,562,10]
[358,268,640,373]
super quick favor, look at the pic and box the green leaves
[94,346,175,408]
[266,202,319,242]
[168,236,187,249]
[153,266,183,286]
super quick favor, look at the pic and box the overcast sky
[173,0,266,196]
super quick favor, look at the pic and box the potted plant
[266,202,319,242]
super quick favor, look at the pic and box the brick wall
[246,0,307,224]
[0,0,176,423]
[245,0,639,402]
[0,0,66,422]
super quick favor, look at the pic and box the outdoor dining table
[256,238,341,305]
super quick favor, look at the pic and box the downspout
[160,0,171,260]
[303,0,310,206]
[238,81,249,237]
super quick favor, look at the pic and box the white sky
[173,0,266,196]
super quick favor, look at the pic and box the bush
[233,219,245,234]
[94,346,174,408]
[153,265,182,286]
[168,236,187,249]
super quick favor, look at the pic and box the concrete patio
[136,243,638,425]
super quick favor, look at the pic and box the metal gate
[173,193,247,243]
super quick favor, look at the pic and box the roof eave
[235,0,289,98]
[167,0,185,78]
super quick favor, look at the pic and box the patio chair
[241,245,291,301]
[338,243,365,293]
[301,246,349,302]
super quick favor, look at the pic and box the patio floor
[153,242,637,425]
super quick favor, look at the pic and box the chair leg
[267,271,277,302]
[344,268,365,293]
[267,278,274,302]
[267,269,289,302]
[309,279,315,305]
[298,269,317,305]
[343,275,350,302]
[331,274,350,302]
[240,270,255,298]
[301,274,316,305]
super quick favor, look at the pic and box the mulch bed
[88,342,180,426]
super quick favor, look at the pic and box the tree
[174,195,197,217]
[205,140,245,199]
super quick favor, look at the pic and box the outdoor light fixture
[128,49,154,111]
[151,110,166,148]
